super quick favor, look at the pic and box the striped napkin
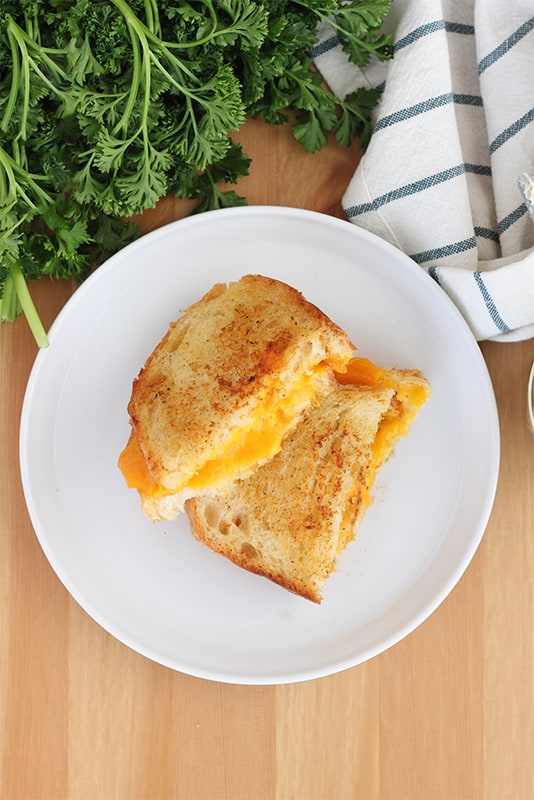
[313,0,534,341]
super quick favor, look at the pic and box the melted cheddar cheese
[335,356,391,388]
[119,369,324,498]
[118,434,168,497]
[338,357,430,478]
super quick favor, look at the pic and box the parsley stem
[23,5,39,43]
[0,146,54,210]
[0,272,17,323]
[4,15,70,138]
[1,22,22,133]
[7,264,49,348]
[143,0,161,36]
[113,18,143,136]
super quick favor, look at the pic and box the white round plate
[20,206,499,685]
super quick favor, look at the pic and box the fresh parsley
[0,0,391,346]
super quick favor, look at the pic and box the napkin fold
[314,0,534,341]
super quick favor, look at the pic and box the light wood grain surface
[1,117,533,800]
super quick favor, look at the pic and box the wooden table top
[2,117,534,800]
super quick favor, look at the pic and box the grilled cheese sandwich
[118,273,430,602]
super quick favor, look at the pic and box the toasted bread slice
[185,386,393,603]
[186,364,430,603]
[118,275,354,519]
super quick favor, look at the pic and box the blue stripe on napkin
[409,237,476,264]
[426,266,441,285]
[311,35,339,58]
[489,107,534,153]
[478,17,534,73]
[474,226,500,244]
[394,20,474,52]
[374,93,483,132]
[346,163,491,218]
[473,272,510,333]
[498,204,529,235]
[429,267,511,334]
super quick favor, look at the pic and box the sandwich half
[185,360,431,603]
[118,275,355,520]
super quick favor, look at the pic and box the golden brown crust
[126,275,355,501]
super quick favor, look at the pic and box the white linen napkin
[313,0,534,341]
